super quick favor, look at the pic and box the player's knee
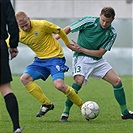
[113,77,122,86]
[20,75,26,85]
[54,80,66,92]
[20,74,32,86]
[74,75,84,86]
[54,84,65,92]
[75,79,84,86]
[20,75,23,82]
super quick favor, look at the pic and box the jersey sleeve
[70,16,96,33]
[43,20,70,46]
[57,28,70,46]
[102,28,117,51]
[43,20,61,34]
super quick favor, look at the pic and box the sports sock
[113,84,129,115]
[63,83,81,114]
[4,93,20,131]
[64,86,83,109]
[25,81,51,105]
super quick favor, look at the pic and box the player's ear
[111,17,115,22]
[28,17,30,21]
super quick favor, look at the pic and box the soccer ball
[81,101,100,120]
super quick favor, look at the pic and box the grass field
[0,75,133,133]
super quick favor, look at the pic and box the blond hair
[15,12,29,23]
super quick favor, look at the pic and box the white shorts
[72,56,112,84]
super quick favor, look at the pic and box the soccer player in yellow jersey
[15,11,83,117]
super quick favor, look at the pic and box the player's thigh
[72,56,93,79]
[72,56,96,85]
[91,58,112,79]
[103,69,121,86]
[23,64,50,81]
[49,57,69,75]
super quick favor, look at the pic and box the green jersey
[70,16,117,59]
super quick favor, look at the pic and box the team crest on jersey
[35,31,38,36]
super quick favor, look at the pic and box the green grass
[0,75,133,133]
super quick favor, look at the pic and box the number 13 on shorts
[74,65,81,73]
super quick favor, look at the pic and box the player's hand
[67,40,82,53]
[9,48,19,60]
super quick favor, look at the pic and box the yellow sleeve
[57,28,70,46]
[42,20,70,46]
[6,37,10,48]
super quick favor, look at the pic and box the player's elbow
[96,53,103,58]
[96,49,107,57]
[64,26,71,34]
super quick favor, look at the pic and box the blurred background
[10,0,133,76]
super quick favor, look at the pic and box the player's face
[100,14,114,29]
[18,17,31,32]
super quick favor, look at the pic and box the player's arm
[72,40,107,58]
[82,48,107,58]
[79,32,117,57]
[55,26,71,40]
[46,20,81,52]
[57,28,70,46]
[57,28,81,52]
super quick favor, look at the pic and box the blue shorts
[23,57,69,81]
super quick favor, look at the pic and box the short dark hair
[101,7,115,19]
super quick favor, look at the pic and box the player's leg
[21,72,54,117]
[50,57,83,108]
[21,73,51,105]
[103,68,133,119]
[61,83,81,115]
[20,62,54,117]
[0,41,22,132]
[0,83,22,132]
[56,56,89,121]
[60,75,84,121]
[20,71,51,103]
[53,75,83,108]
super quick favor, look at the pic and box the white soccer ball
[81,101,100,120]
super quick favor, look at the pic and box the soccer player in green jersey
[13,11,84,118]
[55,6,133,121]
